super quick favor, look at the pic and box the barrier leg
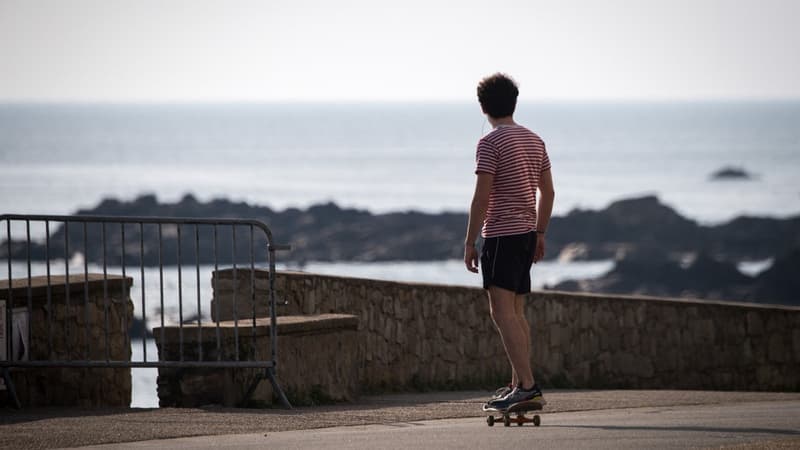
[2,368,21,409]
[266,367,292,409]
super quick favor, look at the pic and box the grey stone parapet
[212,269,800,395]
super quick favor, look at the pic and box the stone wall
[0,274,134,407]
[213,269,800,393]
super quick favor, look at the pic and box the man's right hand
[533,235,545,263]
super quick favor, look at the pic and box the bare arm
[534,169,555,262]
[464,173,493,272]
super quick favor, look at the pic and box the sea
[1,101,799,407]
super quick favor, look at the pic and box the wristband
[536,230,546,234]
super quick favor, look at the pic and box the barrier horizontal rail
[0,214,291,409]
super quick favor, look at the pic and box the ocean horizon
[2,100,799,225]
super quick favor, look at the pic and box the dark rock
[547,196,704,261]
[1,194,464,265]
[706,216,800,261]
[751,248,800,306]
[552,252,754,301]
[552,247,800,307]
[129,316,154,339]
[682,253,753,293]
[710,166,753,180]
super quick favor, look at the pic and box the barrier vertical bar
[25,221,32,361]
[158,224,165,361]
[213,224,221,361]
[64,221,70,360]
[121,223,128,355]
[195,224,202,361]
[177,224,184,362]
[266,231,291,408]
[5,220,12,364]
[249,225,256,360]
[45,220,53,358]
[232,225,239,361]
[83,222,90,360]
[102,223,110,362]
[139,223,147,362]
[269,240,277,369]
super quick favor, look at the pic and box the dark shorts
[480,230,537,294]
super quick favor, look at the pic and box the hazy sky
[1,0,799,102]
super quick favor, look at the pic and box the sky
[1,0,799,102]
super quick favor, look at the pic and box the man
[463,73,555,409]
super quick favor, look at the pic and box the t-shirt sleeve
[475,140,498,175]
[541,142,551,173]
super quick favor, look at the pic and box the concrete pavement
[74,401,800,450]
[2,390,800,449]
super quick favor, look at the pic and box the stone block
[746,311,764,335]
[623,309,636,329]
[740,338,754,365]
[579,305,592,330]
[383,317,395,342]
[381,295,393,314]
[793,329,800,361]
[303,289,316,315]
[622,329,640,350]
[396,321,405,345]
[768,334,786,363]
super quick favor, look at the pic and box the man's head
[477,73,519,119]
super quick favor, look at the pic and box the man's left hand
[533,235,546,263]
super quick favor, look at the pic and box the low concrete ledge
[0,274,132,303]
[154,314,361,407]
[153,313,359,342]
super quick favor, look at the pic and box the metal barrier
[0,214,291,408]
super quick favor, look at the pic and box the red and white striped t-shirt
[475,125,551,238]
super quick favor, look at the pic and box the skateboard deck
[483,400,543,427]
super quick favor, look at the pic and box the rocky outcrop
[751,249,800,305]
[710,166,754,180]
[547,196,800,262]
[553,248,800,306]
[1,194,465,264]
[547,196,705,261]
[2,194,798,266]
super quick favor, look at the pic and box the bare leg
[488,286,534,389]
[514,294,533,385]
[508,296,530,387]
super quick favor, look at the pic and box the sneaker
[488,383,546,410]
[491,384,513,400]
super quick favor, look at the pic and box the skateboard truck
[483,400,543,427]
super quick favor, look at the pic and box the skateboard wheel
[533,415,541,427]
[487,416,495,427]
[503,415,511,427]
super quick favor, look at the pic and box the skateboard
[483,400,543,427]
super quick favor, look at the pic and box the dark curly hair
[477,73,519,118]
